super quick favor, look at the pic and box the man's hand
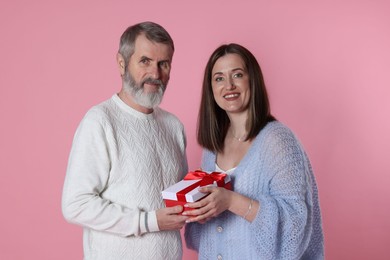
[156,206,189,231]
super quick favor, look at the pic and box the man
[62,21,188,260]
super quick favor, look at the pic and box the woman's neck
[227,112,248,142]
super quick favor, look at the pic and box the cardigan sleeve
[184,149,214,252]
[61,109,159,237]
[249,126,315,259]
[184,222,202,251]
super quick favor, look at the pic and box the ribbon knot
[184,170,227,187]
[176,170,229,202]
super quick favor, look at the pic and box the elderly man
[62,21,188,260]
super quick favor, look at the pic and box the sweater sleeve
[249,127,314,259]
[61,110,159,237]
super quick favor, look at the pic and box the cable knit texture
[185,121,324,260]
[62,94,188,260]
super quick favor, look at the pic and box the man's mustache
[142,78,164,87]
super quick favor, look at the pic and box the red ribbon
[184,170,227,186]
[176,170,228,202]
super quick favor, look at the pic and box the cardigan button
[217,226,223,233]
[217,254,223,260]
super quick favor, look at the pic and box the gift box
[161,170,232,213]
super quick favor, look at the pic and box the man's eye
[140,59,150,65]
[159,61,169,69]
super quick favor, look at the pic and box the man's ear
[116,53,125,76]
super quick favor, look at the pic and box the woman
[184,43,324,259]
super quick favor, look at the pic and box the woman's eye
[215,77,224,82]
[233,73,243,78]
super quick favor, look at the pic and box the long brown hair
[197,43,275,152]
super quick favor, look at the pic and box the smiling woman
[211,54,251,115]
[184,43,324,260]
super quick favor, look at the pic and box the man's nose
[149,65,160,79]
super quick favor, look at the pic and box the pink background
[1,0,389,259]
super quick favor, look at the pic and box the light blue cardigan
[185,121,324,260]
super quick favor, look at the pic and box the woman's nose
[226,78,236,90]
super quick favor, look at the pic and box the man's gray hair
[118,21,174,69]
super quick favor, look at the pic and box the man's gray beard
[123,71,166,109]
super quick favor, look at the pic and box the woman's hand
[183,186,260,224]
[182,186,233,223]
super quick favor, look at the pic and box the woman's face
[211,54,250,114]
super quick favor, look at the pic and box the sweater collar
[111,94,158,120]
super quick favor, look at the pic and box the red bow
[176,170,228,202]
[184,170,227,186]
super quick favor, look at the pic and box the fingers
[184,201,214,216]
[166,205,184,214]
[197,185,216,193]
[182,188,217,217]
[184,186,217,209]
[183,187,231,223]
[156,207,189,231]
[183,202,216,223]
[185,210,214,223]
[184,198,208,210]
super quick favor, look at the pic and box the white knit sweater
[62,94,188,260]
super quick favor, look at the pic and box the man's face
[123,33,173,109]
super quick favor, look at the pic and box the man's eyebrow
[139,55,152,61]
[139,56,171,64]
[158,58,171,64]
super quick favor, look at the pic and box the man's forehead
[133,34,173,60]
